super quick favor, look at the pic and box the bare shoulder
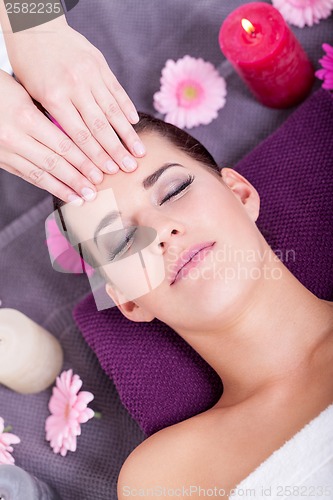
[116,408,241,499]
[117,418,198,499]
[117,375,333,499]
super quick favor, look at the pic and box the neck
[177,252,333,406]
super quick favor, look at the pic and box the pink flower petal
[0,450,15,465]
[45,369,95,456]
[323,43,333,56]
[0,433,21,446]
[78,408,95,424]
[272,0,333,27]
[153,55,227,129]
[0,420,20,465]
[316,43,333,89]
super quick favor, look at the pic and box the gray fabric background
[0,1,332,498]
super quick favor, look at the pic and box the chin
[176,275,258,330]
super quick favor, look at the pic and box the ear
[105,283,155,323]
[221,167,260,222]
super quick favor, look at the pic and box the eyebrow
[93,162,184,245]
[142,162,184,189]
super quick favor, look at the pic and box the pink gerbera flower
[153,55,227,129]
[0,418,20,465]
[316,43,333,89]
[45,369,94,457]
[272,0,333,28]
[45,215,95,276]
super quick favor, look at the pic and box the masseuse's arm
[0,4,145,201]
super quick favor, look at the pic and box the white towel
[230,404,333,500]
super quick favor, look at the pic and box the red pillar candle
[218,2,314,108]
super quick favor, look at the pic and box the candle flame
[241,18,256,35]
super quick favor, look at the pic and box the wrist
[0,0,68,35]
[2,9,69,63]
[25,13,68,32]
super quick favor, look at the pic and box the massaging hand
[0,68,107,202]
[3,15,145,200]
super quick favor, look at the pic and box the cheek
[104,257,152,302]
[187,186,241,238]
[205,188,257,246]
[103,250,165,303]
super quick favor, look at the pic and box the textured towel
[73,88,333,437]
[230,404,333,499]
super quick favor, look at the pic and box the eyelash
[107,227,137,262]
[159,174,195,206]
[107,174,195,261]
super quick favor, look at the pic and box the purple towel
[73,89,333,437]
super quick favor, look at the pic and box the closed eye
[107,227,137,262]
[159,174,195,205]
[105,174,194,261]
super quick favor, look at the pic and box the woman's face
[62,131,263,333]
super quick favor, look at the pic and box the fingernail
[67,194,84,206]
[81,187,96,201]
[133,140,146,156]
[89,168,103,184]
[122,156,137,171]
[105,160,119,174]
[130,111,139,123]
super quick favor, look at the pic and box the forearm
[0,0,68,62]
[0,0,67,71]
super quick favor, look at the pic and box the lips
[170,241,215,285]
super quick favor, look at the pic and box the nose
[138,210,185,253]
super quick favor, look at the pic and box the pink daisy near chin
[0,418,20,465]
[153,55,227,129]
[45,370,95,457]
[316,43,333,90]
[272,0,333,28]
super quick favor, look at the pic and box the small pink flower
[45,215,95,276]
[272,0,333,28]
[316,43,333,89]
[45,369,94,457]
[153,55,227,129]
[0,418,20,465]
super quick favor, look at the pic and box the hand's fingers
[49,101,121,174]
[92,84,146,159]
[7,135,98,202]
[73,91,143,172]
[98,57,139,125]
[30,113,105,185]
[1,158,84,205]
